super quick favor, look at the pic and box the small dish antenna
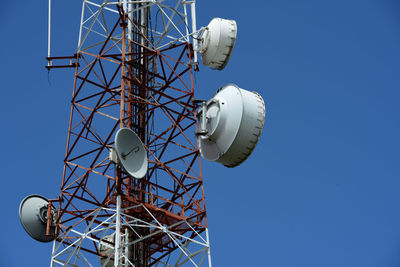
[114,128,148,179]
[98,233,117,267]
[200,18,237,70]
[197,84,266,167]
[19,195,56,242]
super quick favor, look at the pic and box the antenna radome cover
[200,18,237,70]
[197,84,265,167]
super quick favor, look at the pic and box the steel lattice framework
[47,1,211,266]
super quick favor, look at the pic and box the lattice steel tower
[47,1,210,266]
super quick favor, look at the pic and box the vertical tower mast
[47,1,211,266]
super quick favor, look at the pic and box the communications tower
[19,1,266,266]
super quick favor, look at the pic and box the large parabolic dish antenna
[115,128,148,179]
[200,18,237,70]
[19,195,56,242]
[197,84,266,167]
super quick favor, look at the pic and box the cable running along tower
[19,1,266,266]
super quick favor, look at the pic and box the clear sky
[1,0,400,266]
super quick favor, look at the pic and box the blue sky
[1,0,400,266]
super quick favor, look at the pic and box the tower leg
[206,228,212,267]
[115,195,122,267]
